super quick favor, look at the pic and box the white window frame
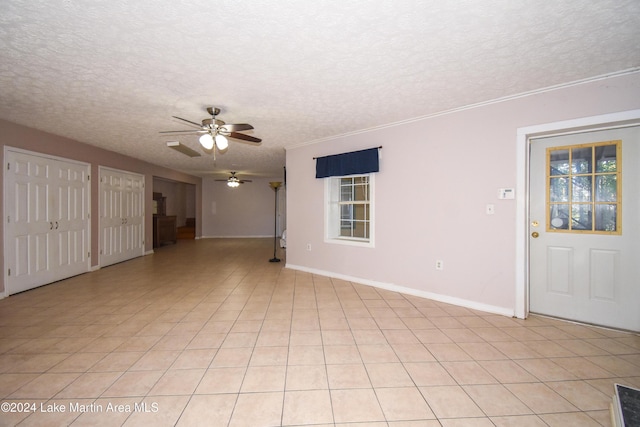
[324,173,375,248]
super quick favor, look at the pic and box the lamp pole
[269,181,282,262]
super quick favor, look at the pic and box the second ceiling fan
[215,171,252,188]
[161,106,261,153]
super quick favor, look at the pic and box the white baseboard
[285,263,515,318]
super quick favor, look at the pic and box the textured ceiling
[1,0,639,180]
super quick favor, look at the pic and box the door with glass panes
[529,126,639,331]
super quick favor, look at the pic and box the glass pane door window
[547,140,621,234]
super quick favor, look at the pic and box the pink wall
[1,119,202,293]
[285,72,640,315]
[201,176,284,237]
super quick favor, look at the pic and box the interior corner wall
[201,176,284,238]
[0,119,202,294]
[285,71,640,315]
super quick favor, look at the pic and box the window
[325,174,374,246]
[547,140,621,234]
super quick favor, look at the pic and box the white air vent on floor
[611,383,640,427]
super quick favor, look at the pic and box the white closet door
[4,149,90,295]
[99,167,145,267]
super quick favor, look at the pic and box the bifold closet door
[4,149,90,295]
[99,167,145,267]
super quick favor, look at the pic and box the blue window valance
[315,147,380,178]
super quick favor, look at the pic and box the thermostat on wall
[498,188,515,199]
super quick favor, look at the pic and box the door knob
[531,231,539,238]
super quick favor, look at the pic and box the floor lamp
[269,181,282,263]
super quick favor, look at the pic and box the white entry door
[4,149,90,295]
[529,126,639,331]
[99,167,145,267]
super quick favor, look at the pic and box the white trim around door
[515,109,640,320]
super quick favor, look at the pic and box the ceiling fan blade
[172,116,203,128]
[221,123,254,132]
[159,130,206,134]
[226,132,262,143]
[239,180,253,183]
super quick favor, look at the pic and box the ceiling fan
[161,106,261,153]
[215,171,252,188]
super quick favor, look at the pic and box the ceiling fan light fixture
[227,180,240,188]
[215,134,229,150]
[199,133,214,150]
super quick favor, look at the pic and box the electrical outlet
[306,243,312,251]
[435,260,444,270]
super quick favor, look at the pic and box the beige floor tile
[89,351,144,372]
[365,362,414,387]
[515,358,577,381]
[586,355,640,377]
[115,335,162,352]
[210,347,252,367]
[347,317,379,330]
[426,343,473,361]
[324,345,362,364]
[441,361,498,385]
[48,352,107,373]
[241,365,286,392]
[13,399,85,426]
[129,350,180,371]
[0,373,39,398]
[490,414,548,426]
[505,383,579,413]
[285,364,328,390]
[176,394,237,426]
[490,341,543,359]
[250,346,288,366]
[457,342,508,360]
[404,362,457,386]
[56,371,121,398]
[255,330,290,347]
[221,332,258,348]
[545,380,611,411]
[322,330,356,345]
[288,345,325,365]
[289,330,322,346]
[439,418,495,427]
[552,356,618,379]
[419,385,484,418]
[382,329,420,344]
[330,388,385,423]
[11,353,71,373]
[358,344,400,363]
[283,389,333,425]
[391,343,436,362]
[196,367,246,394]
[376,386,436,421]
[149,368,205,395]
[538,411,602,426]
[464,384,532,416]
[103,370,164,397]
[327,363,371,389]
[10,372,80,399]
[123,395,190,427]
[229,392,284,427]
[478,360,538,383]
[170,348,217,369]
[352,329,388,345]
[72,397,141,426]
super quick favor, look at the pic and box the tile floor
[0,238,638,426]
